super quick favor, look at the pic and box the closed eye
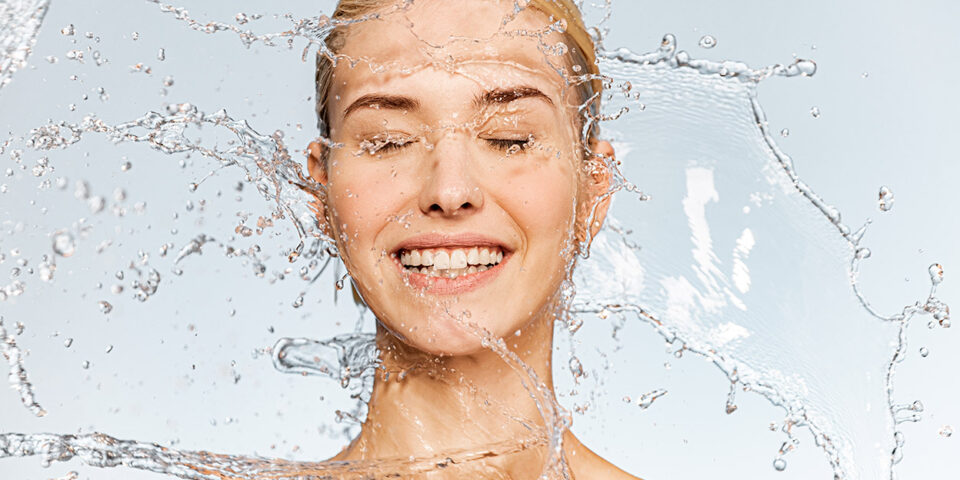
[484,136,533,153]
[359,135,417,155]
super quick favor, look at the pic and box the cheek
[326,161,412,254]
[495,159,578,250]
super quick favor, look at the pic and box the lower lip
[395,255,509,295]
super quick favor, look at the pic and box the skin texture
[306,1,639,478]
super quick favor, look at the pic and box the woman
[306,0,636,477]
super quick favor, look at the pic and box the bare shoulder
[564,432,643,480]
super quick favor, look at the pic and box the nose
[418,136,484,218]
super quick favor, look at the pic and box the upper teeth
[399,247,504,268]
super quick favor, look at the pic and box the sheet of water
[2,1,957,479]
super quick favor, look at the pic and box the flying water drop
[634,388,667,409]
[928,263,944,286]
[878,186,895,212]
[698,35,717,49]
[98,300,112,314]
[52,231,75,257]
[568,356,585,382]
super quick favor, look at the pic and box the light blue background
[1,1,957,479]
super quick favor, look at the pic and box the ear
[576,139,615,249]
[306,140,334,239]
[307,140,328,185]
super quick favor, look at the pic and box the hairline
[314,3,599,158]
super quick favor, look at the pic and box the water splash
[572,33,950,479]
[0,431,549,479]
[0,3,952,480]
[0,0,49,89]
[0,316,46,417]
[272,334,378,389]
[26,105,328,261]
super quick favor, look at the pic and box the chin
[387,307,519,357]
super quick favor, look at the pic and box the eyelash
[361,136,415,155]
[484,137,533,152]
[362,136,533,155]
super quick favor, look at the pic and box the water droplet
[878,185,895,212]
[292,295,304,308]
[773,458,787,471]
[52,231,76,257]
[105,344,113,353]
[698,35,717,49]
[60,24,75,36]
[780,128,789,137]
[856,248,872,260]
[88,195,105,213]
[98,300,113,314]
[163,75,174,87]
[928,263,944,285]
[788,59,817,77]
[810,106,821,118]
[920,347,929,357]
[554,41,568,55]
[63,338,73,348]
[81,360,90,369]
[568,356,585,381]
[157,48,165,61]
[635,389,667,409]
[940,425,953,438]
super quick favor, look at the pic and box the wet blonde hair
[314,0,600,141]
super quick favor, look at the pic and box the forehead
[329,0,570,107]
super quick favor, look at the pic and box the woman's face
[308,0,611,356]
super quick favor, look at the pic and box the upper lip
[393,233,511,254]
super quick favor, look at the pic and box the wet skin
[307,1,639,478]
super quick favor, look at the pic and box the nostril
[430,204,442,212]
[460,202,471,210]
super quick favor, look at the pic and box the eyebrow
[474,86,554,110]
[341,86,554,122]
[342,94,421,120]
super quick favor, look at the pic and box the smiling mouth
[396,246,505,279]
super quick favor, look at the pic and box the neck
[340,304,560,465]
